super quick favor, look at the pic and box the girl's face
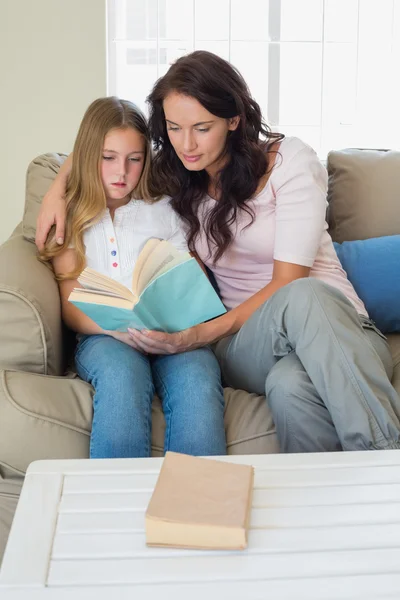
[101,127,145,206]
[163,92,239,179]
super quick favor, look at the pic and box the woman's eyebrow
[166,119,214,127]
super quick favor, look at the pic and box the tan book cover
[145,452,254,550]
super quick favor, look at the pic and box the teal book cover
[70,258,226,333]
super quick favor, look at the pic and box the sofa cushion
[333,235,400,333]
[327,148,400,243]
[23,153,67,242]
[0,369,279,473]
[223,387,279,455]
[0,370,92,473]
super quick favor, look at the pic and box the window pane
[114,43,158,113]
[195,0,230,41]
[278,42,322,126]
[392,0,400,148]
[231,0,270,41]
[163,0,194,41]
[280,0,323,41]
[125,0,158,40]
[357,0,394,127]
[158,41,194,77]
[320,42,357,155]
[322,43,357,127]
[275,125,321,151]
[324,0,358,43]
[230,42,269,117]
[109,0,400,157]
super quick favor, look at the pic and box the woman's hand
[127,326,204,355]
[108,330,148,353]
[35,187,67,251]
[128,261,312,355]
[35,154,72,251]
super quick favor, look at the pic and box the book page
[145,253,191,288]
[131,238,161,296]
[69,288,134,310]
[71,288,126,299]
[135,240,187,296]
[78,267,135,302]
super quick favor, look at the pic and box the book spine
[133,301,163,332]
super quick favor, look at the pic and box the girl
[40,96,226,459]
[37,54,400,453]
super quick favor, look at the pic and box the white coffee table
[1,451,400,599]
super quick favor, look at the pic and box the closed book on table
[145,452,254,550]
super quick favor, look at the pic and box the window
[107,0,400,156]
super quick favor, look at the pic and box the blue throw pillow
[333,235,400,333]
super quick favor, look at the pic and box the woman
[36,51,400,453]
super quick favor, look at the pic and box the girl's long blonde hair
[40,96,155,279]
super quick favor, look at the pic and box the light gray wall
[0,0,107,243]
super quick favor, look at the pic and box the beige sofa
[1,148,400,563]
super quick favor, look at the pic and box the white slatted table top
[1,451,400,599]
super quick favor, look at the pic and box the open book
[68,239,226,332]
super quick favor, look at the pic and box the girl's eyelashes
[102,156,141,162]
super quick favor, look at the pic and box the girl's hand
[127,326,203,355]
[107,330,148,353]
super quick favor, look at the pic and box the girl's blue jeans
[75,334,226,458]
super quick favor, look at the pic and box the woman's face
[101,127,145,205]
[163,92,239,178]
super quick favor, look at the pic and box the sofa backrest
[327,148,400,242]
[22,148,400,246]
[23,153,68,243]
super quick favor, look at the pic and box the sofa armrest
[0,233,64,375]
[0,476,23,567]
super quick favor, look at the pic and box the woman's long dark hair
[147,51,284,262]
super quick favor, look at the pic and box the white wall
[0,0,107,243]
